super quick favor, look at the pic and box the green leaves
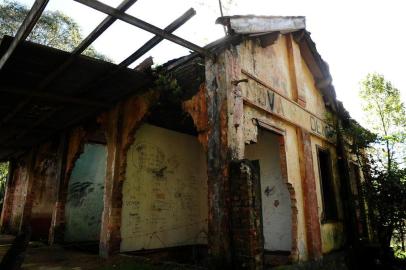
[0,162,8,207]
[358,72,406,256]
[360,72,406,170]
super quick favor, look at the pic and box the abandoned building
[0,1,371,269]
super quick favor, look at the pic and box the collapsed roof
[0,4,345,161]
[0,36,153,160]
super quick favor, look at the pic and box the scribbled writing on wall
[121,124,208,252]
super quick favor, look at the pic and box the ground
[0,235,203,270]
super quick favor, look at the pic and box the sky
[14,0,406,125]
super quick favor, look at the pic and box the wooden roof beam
[74,0,210,57]
[0,0,49,70]
[73,0,138,54]
[119,7,196,67]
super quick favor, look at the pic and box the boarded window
[317,147,338,221]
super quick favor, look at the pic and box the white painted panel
[245,130,292,251]
[121,124,208,252]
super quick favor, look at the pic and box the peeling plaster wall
[228,33,344,260]
[245,130,292,251]
[64,143,107,242]
[311,136,345,253]
[121,124,208,252]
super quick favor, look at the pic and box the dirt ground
[0,235,204,270]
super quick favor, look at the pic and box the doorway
[245,129,292,252]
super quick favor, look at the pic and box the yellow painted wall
[310,136,345,253]
[121,124,208,252]
[234,34,345,259]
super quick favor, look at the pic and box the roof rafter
[119,7,196,67]
[1,0,138,126]
[74,0,210,57]
[0,7,197,147]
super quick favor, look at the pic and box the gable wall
[225,33,345,261]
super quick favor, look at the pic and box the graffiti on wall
[121,124,208,252]
[64,143,106,242]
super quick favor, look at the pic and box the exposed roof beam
[0,0,49,70]
[73,0,138,55]
[1,0,138,126]
[0,87,109,108]
[119,7,196,67]
[74,0,210,57]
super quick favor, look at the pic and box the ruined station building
[0,15,371,269]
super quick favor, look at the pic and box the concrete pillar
[99,93,157,257]
[48,134,68,245]
[205,56,233,268]
[296,128,322,259]
[49,130,85,244]
[99,107,123,257]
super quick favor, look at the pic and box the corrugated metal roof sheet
[0,36,153,161]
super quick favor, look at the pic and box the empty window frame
[317,147,338,221]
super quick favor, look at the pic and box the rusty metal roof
[0,36,153,161]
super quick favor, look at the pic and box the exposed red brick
[230,160,264,269]
[98,91,159,257]
[297,128,322,259]
[182,84,209,150]
[49,128,86,244]
[278,136,299,261]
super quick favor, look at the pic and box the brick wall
[230,160,264,269]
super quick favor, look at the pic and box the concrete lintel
[217,15,306,35]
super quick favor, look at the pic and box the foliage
[350,73,406,258]
[360,73,406,170]
[153,67,183,104]
[0,0,109,60]
[362,161,406,249]
[0,162,8,210]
